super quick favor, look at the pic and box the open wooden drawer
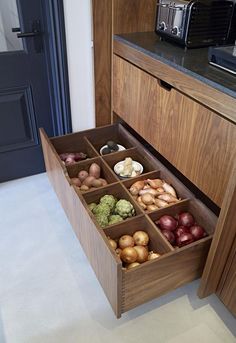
[40,123,217,318]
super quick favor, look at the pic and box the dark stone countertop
[114,32,236,100]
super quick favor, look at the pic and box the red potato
[78,170,89,182]
[70,177,81,187]
[82,175,96,187]
[89,163,101,179]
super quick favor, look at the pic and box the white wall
[63,0,95,132]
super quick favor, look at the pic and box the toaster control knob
[159,22,166,31]
[171,26,179,35]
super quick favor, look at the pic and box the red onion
[175,226,190,238]
[157,215,177,231]
[189,225,206,240]
[161,229,175,245]
[178,212,195,227]
[176,233,194,247]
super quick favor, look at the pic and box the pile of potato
[70,162,108,191]
[129,178,180,212]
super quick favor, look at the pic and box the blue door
[0,0,64,181]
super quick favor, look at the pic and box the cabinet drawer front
[113,55,236,207]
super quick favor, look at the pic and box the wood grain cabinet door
[113,55,236,207]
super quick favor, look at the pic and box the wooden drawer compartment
[113,55,236,207]
[40,123,217,318]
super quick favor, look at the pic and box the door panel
[0,0,57,181]
[0,86,38,152]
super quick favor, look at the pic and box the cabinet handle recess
[159,79,173,91]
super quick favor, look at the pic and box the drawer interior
[41,123,218,317]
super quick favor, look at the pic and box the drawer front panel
[113,55,236,207]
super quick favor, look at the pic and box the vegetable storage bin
[40,123,217,318]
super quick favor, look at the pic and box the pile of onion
[155,212,207,248]
[108,231,161,269]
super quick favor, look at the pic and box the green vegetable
[100,195,117,211]
[114,199,135,219]
[88,203,97,212]
[95,213,109,228]
[108,214,123,225]
[93,203,111,217]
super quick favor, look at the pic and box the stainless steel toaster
[155,0,235,48]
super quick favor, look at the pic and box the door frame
[41,0,72,136]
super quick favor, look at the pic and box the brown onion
[108,238,117,250]
[119,235,134,249]
[148,251,161,260]
[126,262,140,270]
[120,247,138,263]
[115,248,122,257]
[133,231,149,246]
[134,246,148,263]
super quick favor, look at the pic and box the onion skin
[178,212,195,228]
[139,188,159,197]
[148,252,161,260]
[119,235,135,249]
[161,229,175,245]
[126,262,140,270]
[175,226,190,239]
[115,248,122,257]
[189,225,206,240]
[120,247,138,263]
[133,231,149,246]
[134,246,149,263]
[158,215,178,231]
[108,238,117,250]
[176,233,194,247]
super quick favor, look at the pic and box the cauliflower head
[95,213,109,228]
[114,199,135,219]
[93,203,111,217]
[108,214,123,225]
[100,195,117,211]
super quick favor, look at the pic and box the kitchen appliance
[209,45,236,74]
[155,0,235,48]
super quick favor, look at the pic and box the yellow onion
[148,251,161,260]
[108,238,117,250]
[119,235,134,249]
[134,246,148,263]
[126,262,140,270]
[133,231,149,246]
[120,247,137,263]
[115,248,122,257]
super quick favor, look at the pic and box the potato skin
[89,163,101,179]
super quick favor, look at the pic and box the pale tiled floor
[0,173,235,343]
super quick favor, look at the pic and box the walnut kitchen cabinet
[112,33,236,316]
